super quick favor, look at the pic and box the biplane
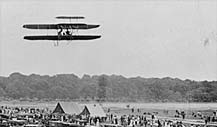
[23,16,101,46]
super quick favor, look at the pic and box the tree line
[0,72,216,102]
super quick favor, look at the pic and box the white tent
[80,104,106,117]
[53,102,83,115]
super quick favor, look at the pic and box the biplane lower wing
[23,24,100,29]
[24,35,101,40]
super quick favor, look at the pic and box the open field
[102,102,217,110]
[1,101,217,126]
[1,101,217,110]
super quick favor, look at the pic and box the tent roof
[53,102,83,115]
[53,102,65,114]
[84,104,106,117]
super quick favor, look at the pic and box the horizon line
[0,72,216,82]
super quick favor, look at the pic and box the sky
[0,0,216,81]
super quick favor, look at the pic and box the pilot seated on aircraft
[58,29,63,36]
[66,30,71,35]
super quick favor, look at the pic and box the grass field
[1,101,217,110]
[1,101,217,123]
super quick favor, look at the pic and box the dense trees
[97,75,107,101]
[0,72,216,102]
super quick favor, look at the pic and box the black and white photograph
[0,0,217,127]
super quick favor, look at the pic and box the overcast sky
[0,0,216,81]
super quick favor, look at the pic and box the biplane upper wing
[23,23,99,29]
[23,24,58,29]
[56,16,85,19]
[24,35,101,40]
